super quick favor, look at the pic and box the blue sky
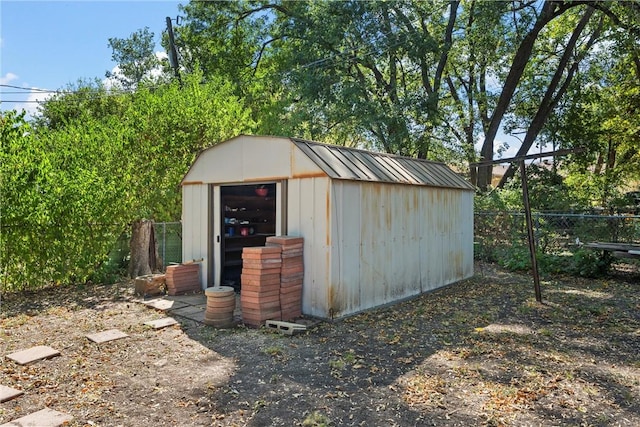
[1,0,182,115]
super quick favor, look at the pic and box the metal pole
[162,222,166,270]
[520,160,542,303]
[166,17,182,85]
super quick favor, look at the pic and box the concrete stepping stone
[144,317,179,329]
[166,294,206,306]
[0,408,73,427]
[142,298,188,311]
[0,385,23,403]
[86,329,129,344]
[170,305,206,322]
[6,346,60,365]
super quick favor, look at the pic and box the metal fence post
[162,222,166,270]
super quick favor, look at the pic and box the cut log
[134,274,166,296]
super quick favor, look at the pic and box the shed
[181,135,475,319]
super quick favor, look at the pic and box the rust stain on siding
[182,181,204,186]
[326,189,331,246]
[292,171,327,179]
[241,177,289,183]
[328,285,344,318]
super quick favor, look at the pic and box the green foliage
[174,0,639,184]
[107,27,165,89]
[495,245,532,272]
[475,189,523,212]
[567,249,612,278]
[1,73,255,292]
[493,244,612,278]
[1,110,123,290]
[302,411,332,427]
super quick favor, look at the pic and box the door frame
[209,180,286,287]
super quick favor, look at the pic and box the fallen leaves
[1,262,639,426]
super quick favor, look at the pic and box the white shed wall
[286,177,332,318]
[328,180,473,318]
[181,184,209,289]
[181,136,474,318]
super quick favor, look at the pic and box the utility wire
[0,84,55,92]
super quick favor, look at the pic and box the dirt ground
[1,262,639,426]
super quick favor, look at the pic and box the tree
[174,1,637,172]
[177,1,468,157]
[2,72,256,290]
[106,27,166,90]
[1,108,131,290]
[495,5,600,188]
[475,0,640,191]
[33,79,129,131]
[440,0,513,181]
[558,41,640,207]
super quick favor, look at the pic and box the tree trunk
[129,219,161,278]
[496,7,597,188]
[476,1,570,191]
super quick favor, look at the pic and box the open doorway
[220,183,277,290]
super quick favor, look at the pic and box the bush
[491,243,612,279]
[495,245,532,271]
[567,249,612,278]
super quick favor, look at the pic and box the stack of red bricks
[240,246,282,326]
[165,263,200,296]
[266,236,304,321]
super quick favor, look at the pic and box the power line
[0,84,55,92]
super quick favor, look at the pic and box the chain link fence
[4,214,637,292]
[154,222,182,269]
[474,211,640,269]
[108,221,182,272]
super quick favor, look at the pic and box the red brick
[241,293,280,304]
[280,305,301,313]
[241,283,280,293]
[242,308,282,320]
[266,236,304,245]
[241,274,280,286]
[280,293,301,305]
[242,252,282,260]
[281,249,303,256]
[278,242,303,248]
[281,273,304,283]
[243,246,281,254]
[241,288,280,299]
[281,261,303,270]
[204,310,234,321]
[281,265,304,276]
[241,259,282,269]
[206,299,236,310]
[280,306,302,315]
[242,267,282,276]
[242,313,281,322]
[279,284,302,294]
[281,310,302,321]
[242,300,281,311]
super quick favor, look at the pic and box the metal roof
[291,138,475,191]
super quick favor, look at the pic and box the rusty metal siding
[181,184,209,289]
[291,138,475,191]
[286,177,332,318]
[327,180,473,318]
[181,135,474,319]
